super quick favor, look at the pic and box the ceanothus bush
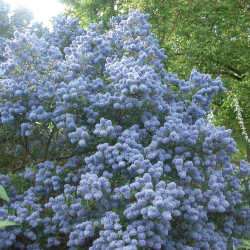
[0,10,249,249]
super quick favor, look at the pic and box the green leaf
[0,220,19,229]
[242,240,250,247]
[0,184,10,202]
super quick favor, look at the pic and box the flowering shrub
[0,9,249,249]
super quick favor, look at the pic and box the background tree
[59,0,124,27]
[59,0,250,161]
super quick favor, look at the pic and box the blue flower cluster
[0,37,7,62]
[42,15,86,55]
[0,0,33,63]
[0,9,249,249]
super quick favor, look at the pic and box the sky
[6,0,66,28]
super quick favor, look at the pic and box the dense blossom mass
[0,9,249,249]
